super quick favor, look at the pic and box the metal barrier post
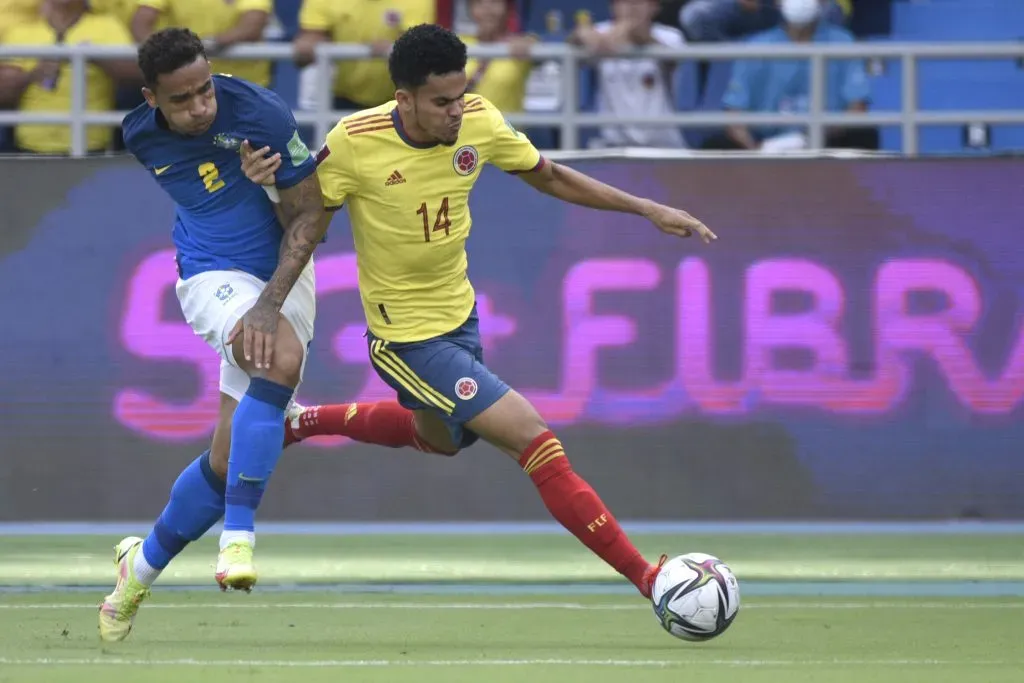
[314,48,333,146]
[901,53,919,157]
[808,52,826,150]
[561,49,579,150]
[70,50,87,158]
[0,42,1023,156]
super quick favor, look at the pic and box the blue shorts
[366,305,509,448]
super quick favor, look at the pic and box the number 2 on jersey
[417,197,450,242]
[198,162,226,193]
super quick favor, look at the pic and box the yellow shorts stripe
[376,341,457,412]
[369,340,455,415]
[370,340,449,414]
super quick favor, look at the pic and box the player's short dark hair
[138,27,207,89]
[388,24,468,91]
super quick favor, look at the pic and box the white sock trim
[132,548,162,587]
[219,530,256,550]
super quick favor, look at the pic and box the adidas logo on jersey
[385,170,406,186]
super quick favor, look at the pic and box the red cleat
[641,554,669,599]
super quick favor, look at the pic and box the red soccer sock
[284,402,452,454]
[519,431,654,597]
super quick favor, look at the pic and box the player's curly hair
[389,24,468,91]
[138,27,207,89]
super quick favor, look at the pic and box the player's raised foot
[98,536,151,642]
[640,554,669,599]
[215,541,257,592]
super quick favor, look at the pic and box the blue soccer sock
[137,450,226,585]
[222,378,293,542]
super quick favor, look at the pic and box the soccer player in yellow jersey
[243,24,716,600]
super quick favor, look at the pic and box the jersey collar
[391,108,439,149]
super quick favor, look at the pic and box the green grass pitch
[1,532,1022,682]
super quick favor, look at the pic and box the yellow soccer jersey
[316,95,544,342]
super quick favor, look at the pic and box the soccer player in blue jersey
[99,28,328,642]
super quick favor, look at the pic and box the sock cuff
[246,377,294,409]
[519,430,566,474]
[199,450,226,494]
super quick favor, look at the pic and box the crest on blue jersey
[213,133,242,150]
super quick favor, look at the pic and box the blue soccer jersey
[123,74,317,281]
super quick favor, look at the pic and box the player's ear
[142,86,157,109]
[394,88,413,110]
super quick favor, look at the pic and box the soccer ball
[650,552,740,642]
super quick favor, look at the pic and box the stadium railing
[1,41,1024,157]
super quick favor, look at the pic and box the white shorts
[175,261,316,402]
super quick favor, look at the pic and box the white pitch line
[0,657,1017,668]
[2,601,1024,611]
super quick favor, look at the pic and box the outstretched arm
[518,160,717,243]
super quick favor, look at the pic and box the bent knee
[262,340,304,387]
[208,444,229,479]
[418,434,461,457]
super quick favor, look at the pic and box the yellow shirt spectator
[298,0,434,107]
[88,0,135,28]
[462,35,532,113]
[0,0,40,42]
[3,13,131,153]
[135,0,272,86]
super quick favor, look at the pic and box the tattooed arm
[228,172,328,369]
[260,172,328,311]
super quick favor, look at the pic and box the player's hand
[31,59,61,85]
[240,139,281,187]
[643,202,718,244]
[227,300,280,370]
[369,40,393,57]
[507,35,536,60]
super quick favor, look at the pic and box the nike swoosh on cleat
[154,165,172,175]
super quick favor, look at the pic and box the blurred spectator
[681,0,846,43]
[86,0,134,28]
[704,0,876,151]
[0,0,136,154]
[294,0,435,112]
[462,0,535,112]
[0,0,41,42]
[89,0,143,152]
[571,0,687,148]
[131,0,271,87]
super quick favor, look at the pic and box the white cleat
[284,401,310,446]
[98,536,151,642]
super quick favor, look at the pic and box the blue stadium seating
[887,0,1024,153]
[523,0,611,36]
[271,0,302,108]
[891,0,1024,41]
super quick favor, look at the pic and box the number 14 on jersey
[417,197,450,242]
